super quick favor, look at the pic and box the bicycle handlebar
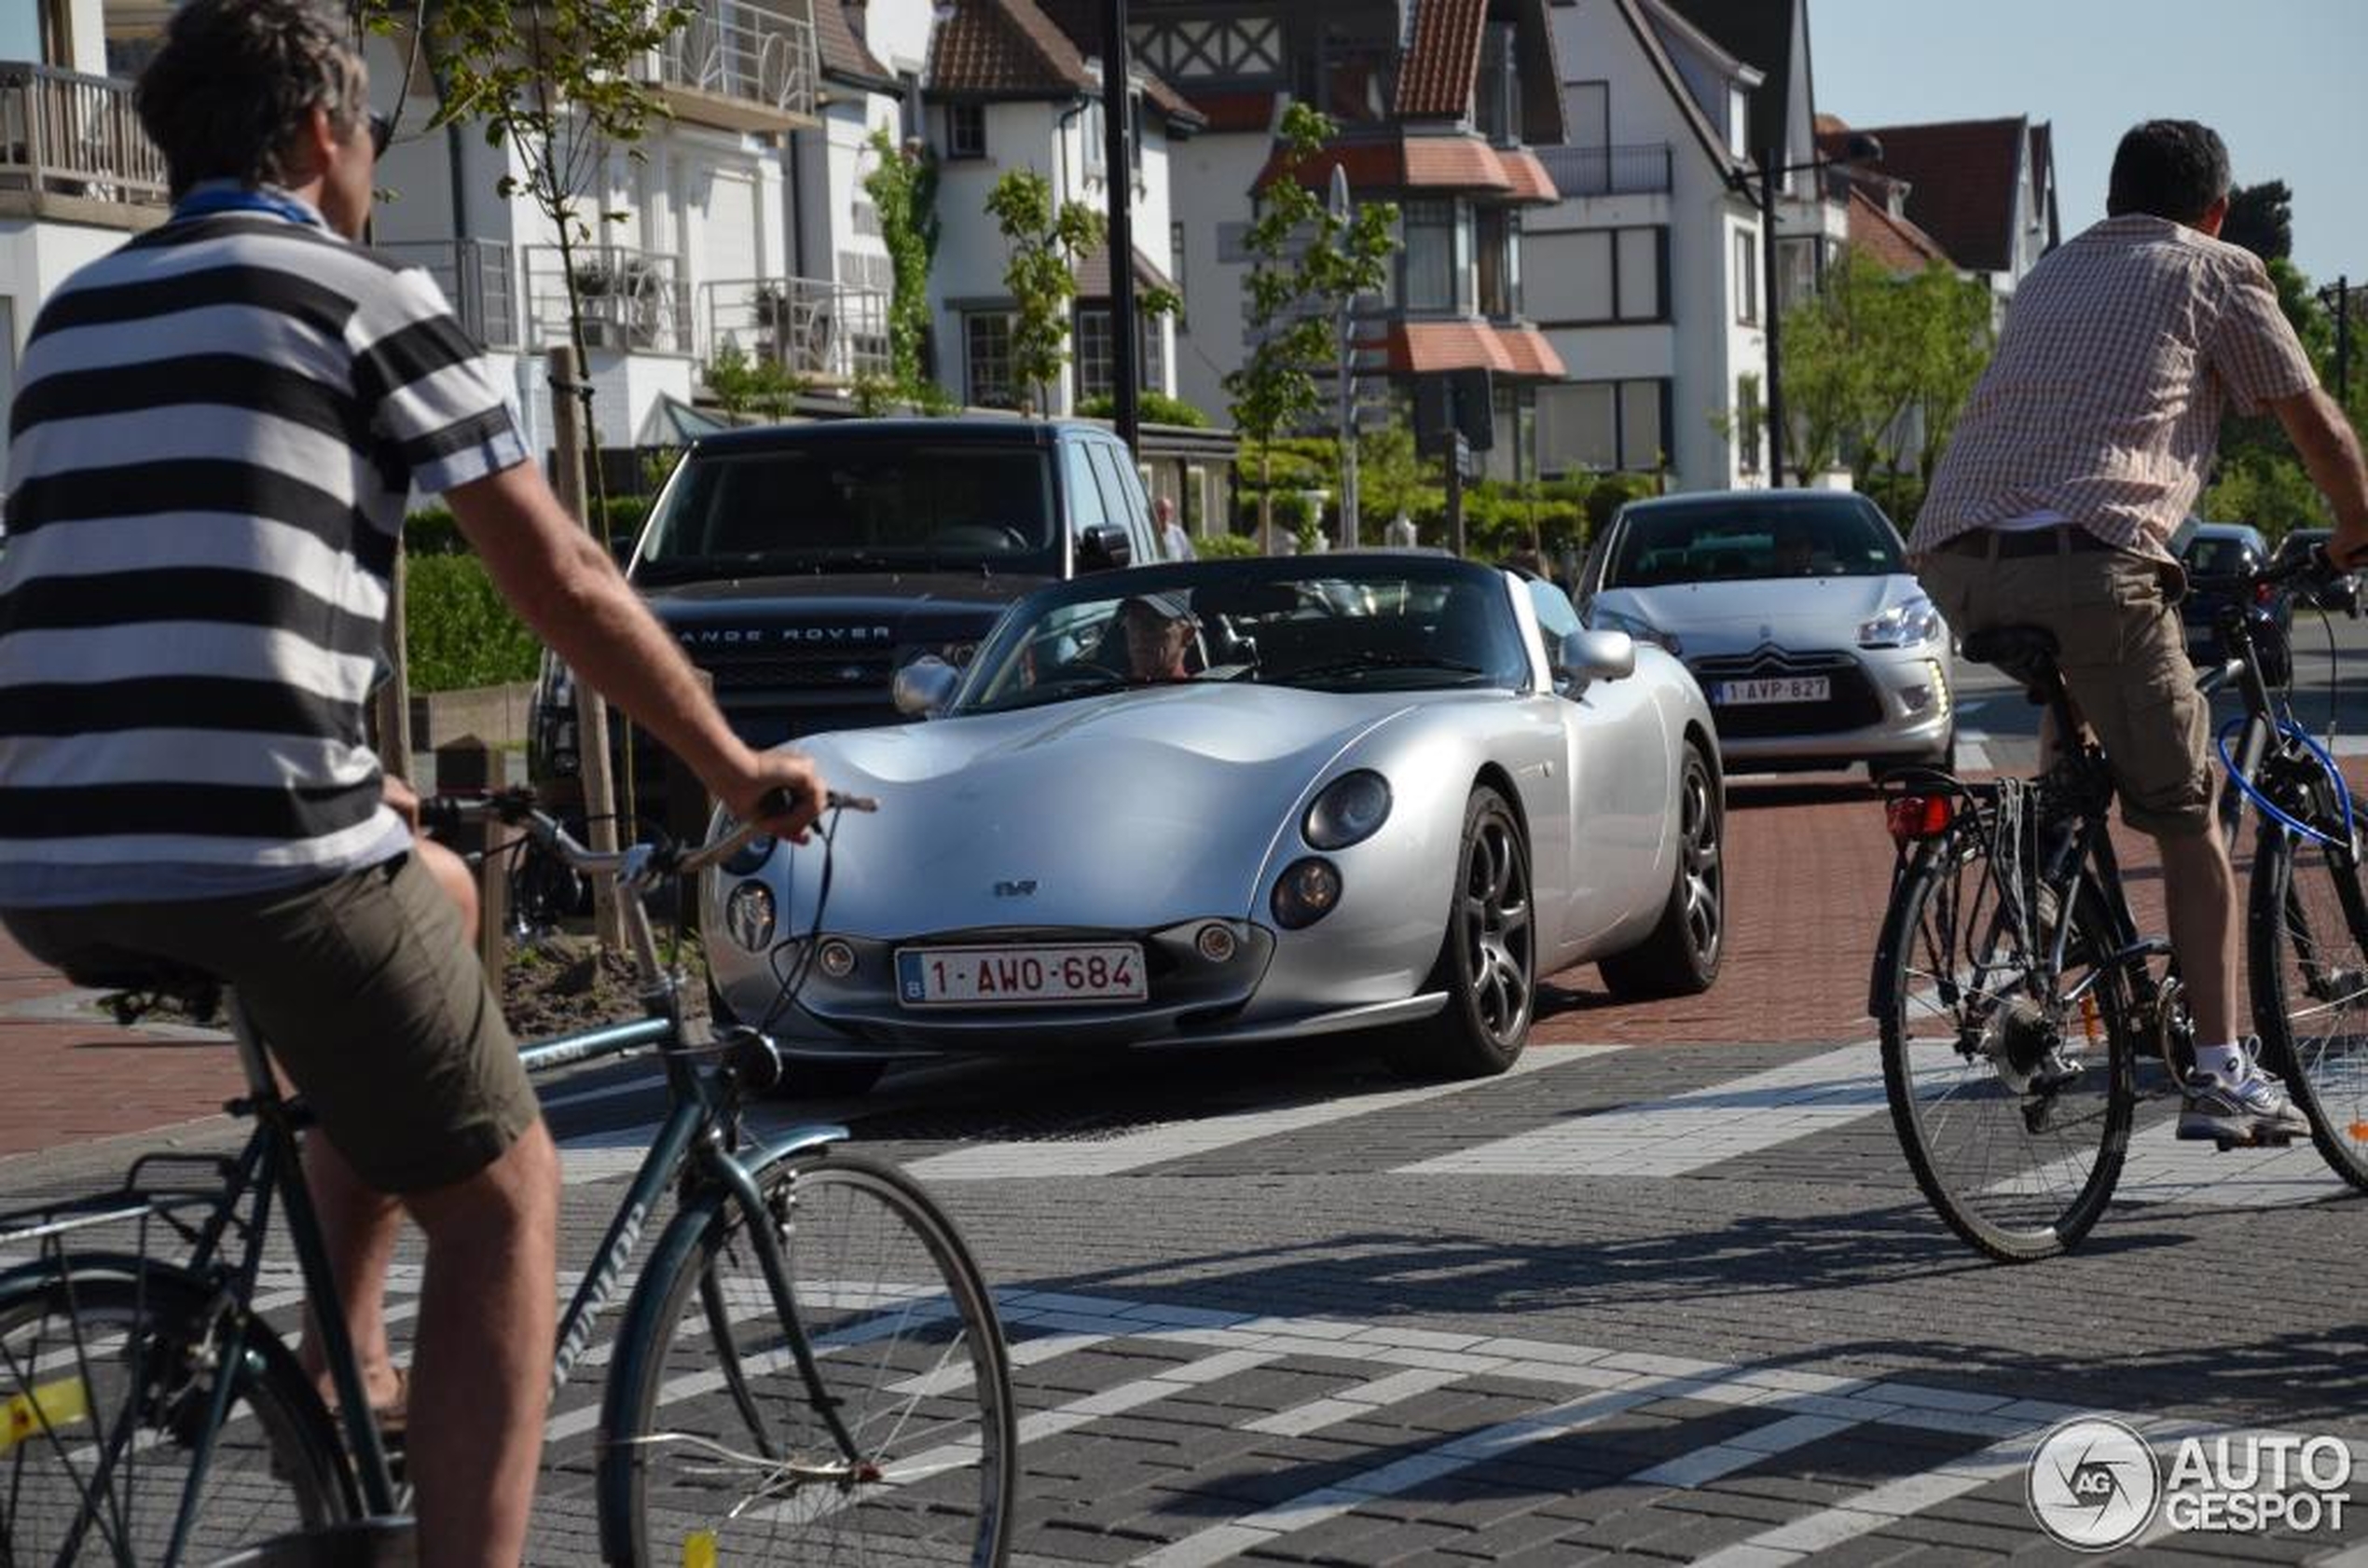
[421,786,876,885]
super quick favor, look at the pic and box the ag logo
[2028,1416,2160,1550]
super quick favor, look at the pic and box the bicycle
[0,789,1017,1565]
[1867,544,2363,1261]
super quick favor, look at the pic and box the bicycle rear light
[1885,795,1954,843]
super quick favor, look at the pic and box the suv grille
[697,649,897,691]
[1687,647,1883,738]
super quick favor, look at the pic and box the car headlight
[1590,606,1682,655]
[1304,770,1392,850]
[1858,597,1944,649]
[1272,858,1342,928]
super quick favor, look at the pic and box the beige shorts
[1920,537,2216,836]
[4,853,537,1193]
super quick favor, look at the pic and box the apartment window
[1476,206,1521,321]
[1563,81,1609,150]
[1734,228,1759,325]
[1537,378,1668,475]
[1527,227,1663,326]
[1727,83,1750,159]
[1401,200,1471,313]
[1474,21,1520,145]
[965,312,1015,408]
[1736,374,1763,473]
[946,103,986,159]
[899,73,923,146]
[1073,308,1167,401]
[1083,100,1106,181]
[1774,235,1821,313]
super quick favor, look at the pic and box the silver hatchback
[1575,489,1954,777]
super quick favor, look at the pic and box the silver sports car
[701,553,1724,1094]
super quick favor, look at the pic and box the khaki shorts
[1920,537,2215,836]
[4,853,537,1193]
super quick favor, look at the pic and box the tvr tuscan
[701,553,1725,1095]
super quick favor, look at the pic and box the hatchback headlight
[1859,597,1944,649]
[1590,606,1682,655]
[1304,770,1392,850]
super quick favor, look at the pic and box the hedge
[405,554,543,693]
[404,495,650,556]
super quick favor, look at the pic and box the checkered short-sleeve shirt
[1911,214,2318,560]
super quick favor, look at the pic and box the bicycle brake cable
[757,805,846,1036]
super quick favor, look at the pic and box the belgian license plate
[1714,676,1830,705]
[895,943,1147,1008]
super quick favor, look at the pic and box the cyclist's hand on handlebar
[721,750,829,845]
[2328,524,2368,574]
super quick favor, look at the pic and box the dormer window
[1475,21,1520,145]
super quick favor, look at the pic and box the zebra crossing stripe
[899,1046,1610,1181]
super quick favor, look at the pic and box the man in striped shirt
[1915,119,2368,1148]
[0,3,826,1561]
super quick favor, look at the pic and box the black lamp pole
[1747,134,1881,488]
[1102,0,1139,457]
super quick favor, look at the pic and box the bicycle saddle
[1962,625,2061,696]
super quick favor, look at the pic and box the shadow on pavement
[1725,778,1877,810]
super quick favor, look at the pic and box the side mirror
[1557,629,1636,684]
[892,654,960,718]
[1078,524,1133,571]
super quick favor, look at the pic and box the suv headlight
[1590,606,1682,655]
[1859,597,1944,649]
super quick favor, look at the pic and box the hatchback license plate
[1714,676,1830,705]
[895,943,1147,1008]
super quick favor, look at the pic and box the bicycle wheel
[0,1265,353,1562]
[604,1149,1015,1566]
[1874,832,2136,1260]
[2250,776,2368,1189]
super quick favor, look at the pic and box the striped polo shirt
[0,185,528,906]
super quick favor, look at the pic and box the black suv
[530,418,1159,836]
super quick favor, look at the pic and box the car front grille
[696,649,898,691]
[1687,647,1885,738]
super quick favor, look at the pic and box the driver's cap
[1122,590,1194,622]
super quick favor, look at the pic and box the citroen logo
[993,879,1039,898]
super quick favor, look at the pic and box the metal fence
[380,239,519,350]
[652,0,819,120]
[525,244,694,354]
[700,276,890,383]
[0,62,168,208]
[1535,143,1673,199]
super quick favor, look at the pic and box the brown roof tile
[1846,186,1950,273]
[816,2,893,89]
[1027,0,1198,122]
[1498,148,1559,203]
[928,0,1081,98]
[1404,136,1513,192]
[1494,325,1564,378]
[1072,241,1179,299]
[1826,117,2028,273]
[1386,321,1509,376]
[1395,0,1487,120]
[1257,133,1553,202]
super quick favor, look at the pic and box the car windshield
[633,445,1057,580]
[2182,536,2255,576]
[1604,499,1904,588]
[955,559,1531,713]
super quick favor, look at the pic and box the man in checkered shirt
[1916,119,2368,1148]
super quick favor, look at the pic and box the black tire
[0,1265,355,1562]
[604,1149,1016,1567]
[1600,741,1725,999]
[2249,777,2368,1190]
[1873,837,2135,1261]
[1384,785,1535,1080]
[709,977,888,1098]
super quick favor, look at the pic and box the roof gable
[1662,0,1797,160]
[1826,116,2029,273]
[816,1,895,90]
[926,0,1199,125]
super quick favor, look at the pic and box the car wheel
[709,977,888,1098]
[1600,739,1725,999]
[1384,785,1535,1080]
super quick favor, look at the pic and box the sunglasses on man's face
[369,111,392,158]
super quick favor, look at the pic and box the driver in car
[1116,592,1197,681]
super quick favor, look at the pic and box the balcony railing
[0,62,168,215]
[1535,143,1673,198]
[644,0,819,130]
[700,276,890,384]
[525,244,694,355]
[380,239,519,350]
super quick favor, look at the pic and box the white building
[1526,0,1785,492]
[921,0,1194,418]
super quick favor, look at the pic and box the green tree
[1224,103,1399,545]
[704,342,804,421]
[2223,179,2293,263]
[862,129,940,397]
[984,168,1105,415]
[1769,249,1886,482]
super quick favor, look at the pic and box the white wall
[1167,130,1268,421]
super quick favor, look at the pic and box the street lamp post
[2320,277,2353,407]
[1747,135,1881,487]
[1102,0,1139,457]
